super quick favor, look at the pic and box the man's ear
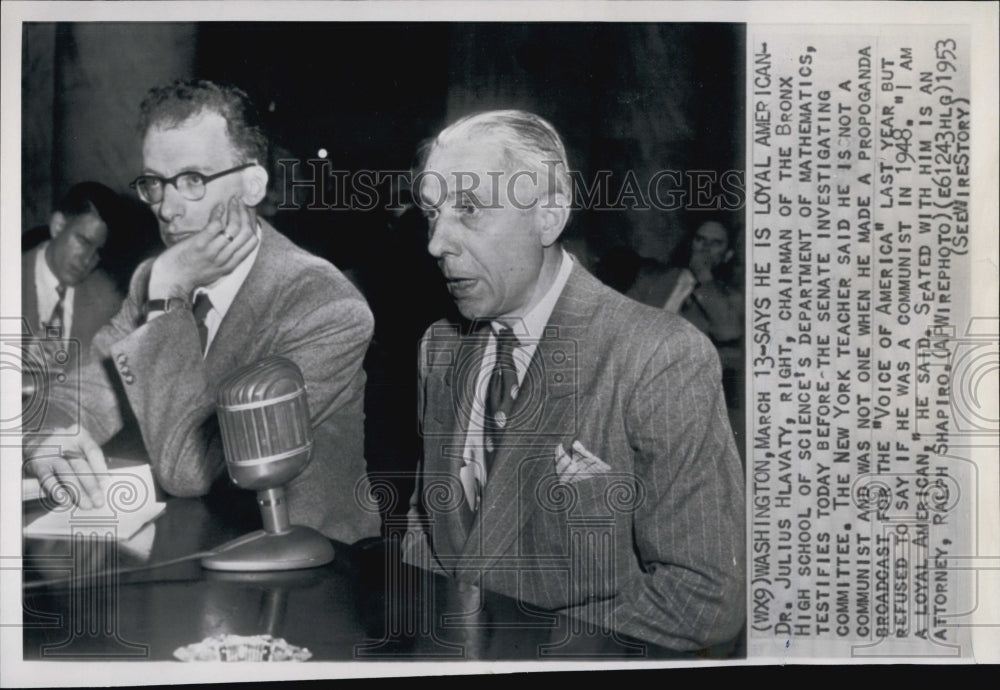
[241,164,270,207]
[723,248,734,263]
[537,193,571,248]
[49,212,67,238]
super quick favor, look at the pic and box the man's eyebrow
[141,165,213,176]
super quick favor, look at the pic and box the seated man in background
[23,80,381,545]
[21,182,125,369]
[403,110,745,652]
[628,219,744,443]
[628,219,743,349]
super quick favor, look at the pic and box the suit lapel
[21,249,41,334]
[461,264,602,567]
[69,274,96,342]
[424,327,489,560]
[69,279,84,341]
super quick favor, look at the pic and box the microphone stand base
[201,526,335,571]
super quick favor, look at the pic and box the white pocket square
[554,440,611,484]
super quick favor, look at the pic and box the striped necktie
[483,327,520,477]
[193,293,212,354]
[46,284,67,336]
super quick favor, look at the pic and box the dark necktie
[192,293,212,354]
[46,284,67,336]
[483,327,519,477]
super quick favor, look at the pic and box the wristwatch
[142,297,190,319]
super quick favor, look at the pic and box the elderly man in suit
[402,110,745,652]
[21,182,124,368]
[23,80,380,544]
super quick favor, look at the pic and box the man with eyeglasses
[23,80,381,545]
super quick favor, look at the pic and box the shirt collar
[193,223,261,317]
[492,248,573,342]
[36,241,63,293]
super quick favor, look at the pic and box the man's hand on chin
[148,196,259,302]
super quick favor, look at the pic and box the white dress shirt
[459,249,575,510]
[192,237,260,353]
[34,242,74,337]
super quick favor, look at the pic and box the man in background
[628,219,744,446]
[23,80,381,545]
[403,110,745,652]
[21,182,124,368]
[629,219,743,346]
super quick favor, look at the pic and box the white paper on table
[23,463,165,541]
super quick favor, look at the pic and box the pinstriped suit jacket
[406,262,745,651]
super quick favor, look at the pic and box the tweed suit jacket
[44,221,381,543]
[22,245,123,366]
[405,262,745,651]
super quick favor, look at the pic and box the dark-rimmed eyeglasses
[129,163,256,204]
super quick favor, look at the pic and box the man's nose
[427,217,460,259]
[156,182,185,223]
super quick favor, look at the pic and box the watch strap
[143,297,190,319]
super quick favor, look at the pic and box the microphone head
[216,356,313,491]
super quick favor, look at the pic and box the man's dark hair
[138,80,268,164]
[670,216,740,285]
[55,181,124,231]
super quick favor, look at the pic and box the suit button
[116,353,126,364]
[123,374,135,385]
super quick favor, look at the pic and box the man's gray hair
[426,110,572,202]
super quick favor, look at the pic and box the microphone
[201,356,335,571]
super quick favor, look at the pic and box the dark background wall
[23,22,744,267]
[21,22,746,513]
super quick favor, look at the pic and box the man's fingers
[66,456,102,509]
[213,198,256,265]
[77,431,109,502]
[220,197,247,241]
[229,231,259,265]
[77,430,108,476]
[203,203,236,257]
[40,458,92,510]
[204,202,226,235]
[216,225,257,267]
[32,462,62,500]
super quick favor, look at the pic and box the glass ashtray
[174,633,312,662]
